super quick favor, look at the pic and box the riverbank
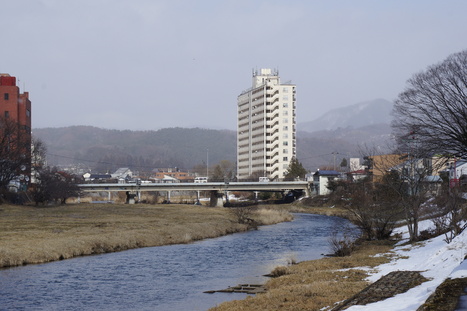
[209,208,467,311]
[0,203,293,268]
[209,239,395,311]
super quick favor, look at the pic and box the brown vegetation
[209,240,395,311]
[0,203,292,268]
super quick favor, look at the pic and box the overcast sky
[1,0,466,131]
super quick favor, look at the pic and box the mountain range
[33,99,395,173]
[298,98,393,132]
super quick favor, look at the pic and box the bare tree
[430,185,467,243]
[334,178,402,241]
[209,160,236,182]
[31,167,81,205]
[392,49,467,158]
[31,137,47,184]
[360,143,444,241]
[0,116,31,191]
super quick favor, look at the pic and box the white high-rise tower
[237,69,296,181]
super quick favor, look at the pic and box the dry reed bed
[209,241,395,311]
[0,204,292,268]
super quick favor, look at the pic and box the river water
[0,213,355,311]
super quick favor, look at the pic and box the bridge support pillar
[209,190,224,207]
[125,191,136,204]
[196,191,201,205]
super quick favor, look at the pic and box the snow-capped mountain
[298,98,393,133]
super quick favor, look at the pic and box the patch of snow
[345,219,467,311]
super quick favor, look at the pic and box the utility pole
[332,152,339,170]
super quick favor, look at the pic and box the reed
[0,203,291,268]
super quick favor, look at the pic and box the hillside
[295,99,395,170]
[297,123,393,171]
[298,98,393,133]
[33,126,236,173]
[33,99,395,173]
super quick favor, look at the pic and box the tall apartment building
[237,69,296,181]
[0,73,32,184]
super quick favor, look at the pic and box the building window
[283,110,288,116]
[283,157,288,161]
[283,141,288,146]
[283,103,288,108]
[283,126,288,131]
[4,111,9,118]
[26,110,31,117]
[3,93,9,100]
[283,149,288,154]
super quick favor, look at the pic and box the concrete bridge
[78,181,310,206]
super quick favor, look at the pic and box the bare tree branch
[392,50,467,158]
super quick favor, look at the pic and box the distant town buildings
[153,168,195,182]
[237,69,296,181]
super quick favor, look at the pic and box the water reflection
[0,213,354,311]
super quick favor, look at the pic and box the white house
[312,170,340,196]
[161,175,180,183]
[111,168,133,180]
[347,169,368,182]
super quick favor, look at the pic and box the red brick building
[0,74,31,129]
[153,168,195,182]
[0,73,32,187]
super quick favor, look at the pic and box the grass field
[0,203,292,268]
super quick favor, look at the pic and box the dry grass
[282,203,351,218]
[0,203,292,268]
[209,241,395,311]
[253,207,294,225]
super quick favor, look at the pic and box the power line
[297,153,335,161]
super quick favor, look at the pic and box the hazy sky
[1,0,466,131]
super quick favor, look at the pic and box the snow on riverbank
[346,220,467,311]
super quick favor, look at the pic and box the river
[0,213,355,311]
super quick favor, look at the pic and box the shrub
[328,227,359,257]
[268,266,289,277]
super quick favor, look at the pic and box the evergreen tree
[284,157,308,181]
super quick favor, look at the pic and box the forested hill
[33,122,393,174]
[33,126,236,173]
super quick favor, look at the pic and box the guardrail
[78,181,310,193]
